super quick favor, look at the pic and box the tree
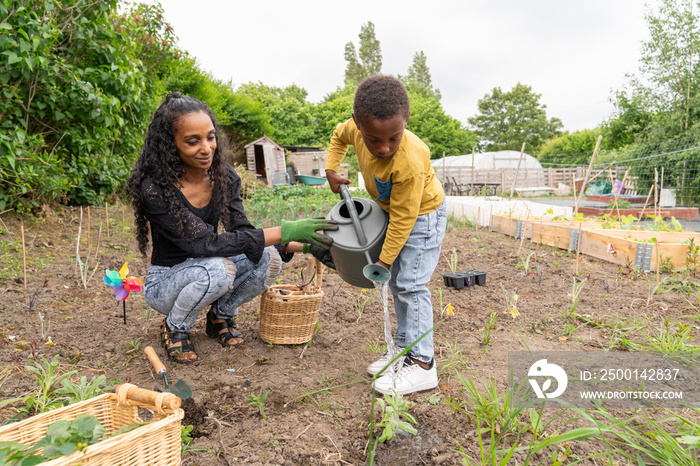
[639,0,700,135]
[236,83,315,146]
[407,93,477,158]
[468,83,562,154]
[0,0,177,209]
[538,129,602,165]
[344,21,382,87]
[400,51,441,101]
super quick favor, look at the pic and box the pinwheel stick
[122,300,127,325]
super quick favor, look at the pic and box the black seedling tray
[442,270,487,289]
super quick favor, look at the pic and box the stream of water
[372,280,397,383]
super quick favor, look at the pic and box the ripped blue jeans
[144,247,282,333]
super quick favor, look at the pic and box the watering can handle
[339,184,368,246]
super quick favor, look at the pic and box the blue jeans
[390,199,447,364]
[144,247,282,333]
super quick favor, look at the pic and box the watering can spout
[363,263,390,283]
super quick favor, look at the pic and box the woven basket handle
[115,383,181,412]
[315,259,323,288]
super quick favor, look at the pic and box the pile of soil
[0,206,697,465]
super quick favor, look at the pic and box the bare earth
[0,205,697,465]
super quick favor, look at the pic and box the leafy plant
[352,288,374,323]
[0,356,78,419]
[246,389,270,420]
[56,375,107,404]
[483,311,498,346]
[515,252,534,274]
[445,248,459,273]
[0,415,106,464]
[370,392,417,456]
[686,237,700,276]
[564,278,586,319]
[501,285,519,319]
[436,287,454,317]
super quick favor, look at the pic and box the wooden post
[471,147,475,193]
[442,151,446,186]
[654,167,659,217]
[87,206,91,248]
[105,200,110,239]
[659,167,664,215]
[501,170,505,196]
[574,135,603,215]
[634,184,656,229]
[510,142,526,198]
[21,222,26,289]
[575,222,583,276]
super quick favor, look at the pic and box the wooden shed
[244,135,287,187]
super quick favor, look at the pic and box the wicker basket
[260,260,324,344]
[0,383,184,466]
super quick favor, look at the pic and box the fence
[436,136,700,207]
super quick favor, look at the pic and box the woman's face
[173,111,216,172]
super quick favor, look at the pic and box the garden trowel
[144,346,193,400]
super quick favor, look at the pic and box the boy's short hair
[354,75,410,122]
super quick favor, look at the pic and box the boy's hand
[281,218,338,249]
[325,169,350,194]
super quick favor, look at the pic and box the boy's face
[353,114,408,160]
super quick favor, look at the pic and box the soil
[1,205,698,465]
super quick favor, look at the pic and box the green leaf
[677,435,700,445]
[0,23,11,30]
[6,52,21,65]
[45,420,71,441]
[59,441,77,456]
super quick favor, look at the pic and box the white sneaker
[367,344,403,376]
[373,358,438,395]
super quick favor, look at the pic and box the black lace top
[141,166,289,267]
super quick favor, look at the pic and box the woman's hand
[280,218,338,249]
[325,169,350,194]
[302,243,335,269]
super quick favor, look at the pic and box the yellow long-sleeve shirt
[326,118,444,265]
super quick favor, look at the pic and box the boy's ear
[352,113,359,128]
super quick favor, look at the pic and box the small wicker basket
[259,259,324,344]
[0,383,184,466]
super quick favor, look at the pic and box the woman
[127,92,336,364]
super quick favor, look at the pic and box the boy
[325,75,446,395]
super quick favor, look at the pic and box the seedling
[501,285,519,319]
[352,288,374,323]
[515,252,534,274]
[0,356,78,420]
[436,287,454,317]
[445,248,459,273]
[564,278,586,319]
[372,392,417,444]
[247,389,270,420]
[482,312,498,346]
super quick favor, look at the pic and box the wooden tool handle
[144,346,166,374]
[115,384,181,410]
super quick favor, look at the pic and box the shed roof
[243,134,285,151]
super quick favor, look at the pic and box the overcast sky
[132,0,650,133]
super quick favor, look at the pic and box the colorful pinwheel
[103,262,143,324]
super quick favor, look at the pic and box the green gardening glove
[280,218,338,249]
[302,243,336,269]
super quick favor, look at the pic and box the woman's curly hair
[353,75,411,123]
[127,92,232,256]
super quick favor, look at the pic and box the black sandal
[206,309,245,348]
[160,319,199,365]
